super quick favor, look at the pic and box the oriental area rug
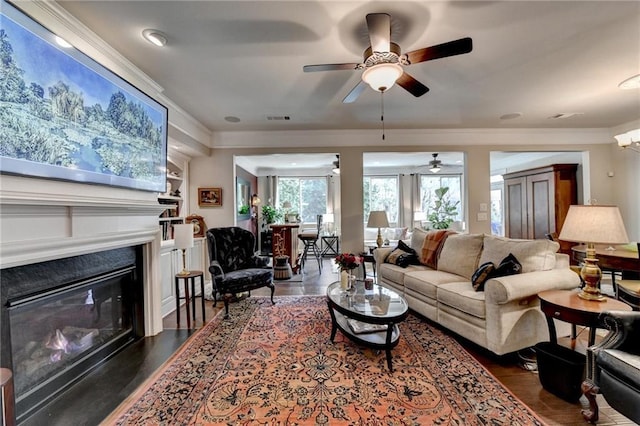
[105,296,544,425]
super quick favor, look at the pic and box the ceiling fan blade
[366,13,391,52]
[303,63,361,72]
[405,37,473,65]
[342,80,368,104]
[396,72,429,97]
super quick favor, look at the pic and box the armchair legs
[581,379,599,423]
[220,282,276,319]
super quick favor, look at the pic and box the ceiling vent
[548,113,583,120]
[266,115,291,121]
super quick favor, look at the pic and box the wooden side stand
[1,368,15,426]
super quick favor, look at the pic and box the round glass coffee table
[326,281,409,372]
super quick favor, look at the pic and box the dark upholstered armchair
[206,227,274,318]
[582,311,640,423]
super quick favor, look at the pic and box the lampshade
[323,213,334,223]
[429,165,441,173]
[361,63,403,92]
[413,211,426,221]
[251,194,261,206]
[559,205,629,245]
[173,223,194,249]
[367,211,390,228]
[282,201,292,209]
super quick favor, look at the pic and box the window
[490,175,504,236]
[363,176,399,224]
[420,174,463,222]
[277,177,327,224]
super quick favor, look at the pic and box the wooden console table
[571,244,639,273]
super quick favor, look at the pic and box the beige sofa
[373,230,580,356]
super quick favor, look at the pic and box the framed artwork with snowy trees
[0,1,168,193]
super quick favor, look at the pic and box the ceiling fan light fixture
[362,63,403,92]
[142,29,167,47]
[428,153,442,173]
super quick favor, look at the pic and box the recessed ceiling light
[55,36,72,48]
[619,74,640,90]
[224,116,241,123]
[142,29,167,47]
[500,112,522,120]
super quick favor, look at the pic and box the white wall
[187,129,637,249]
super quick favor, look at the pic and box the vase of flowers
[335,253,362,290]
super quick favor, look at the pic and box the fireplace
[0,246,144,422]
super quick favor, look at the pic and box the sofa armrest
[485,268,580,304]
[373,247,393,265]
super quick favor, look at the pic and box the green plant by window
[261,205,283,227]
[427,187,460,230]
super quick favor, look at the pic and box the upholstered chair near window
[206,227,274,318]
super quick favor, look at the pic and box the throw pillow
[472,262,496,291]
[492,253,523,278]
[385,240,419,268]
[410,228,428,252]
[420,230,454,269]
[478,235,559,273]
[437,233,484,279]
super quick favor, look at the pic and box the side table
[538,289,631,346]
[174,270,205,329]
[321,235,339,257]
[1,368,15,426]
[360,251,376,280]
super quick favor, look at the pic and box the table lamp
[323,213,334,235]
[174,223,194,276]
[558,205,629,301]
[413,211,426,229]
[367,211,389,248]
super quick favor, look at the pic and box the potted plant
[261,205,283,229]
[427,187,460,230]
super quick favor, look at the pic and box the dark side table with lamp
[173,223,205,329]
[535,204,632,411]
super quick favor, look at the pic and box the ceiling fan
[428,153,442,173]
[303,13,472,103]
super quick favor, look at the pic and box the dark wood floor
[22,258,633,425]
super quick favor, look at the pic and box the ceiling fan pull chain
[381,91,385,140]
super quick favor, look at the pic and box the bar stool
[174,270,205,329]
[298,215,322,273]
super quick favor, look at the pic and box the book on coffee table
[347,318,388,334]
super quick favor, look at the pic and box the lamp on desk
[413,210,426,230]
[174,223,194,276]
[559,205,629,301]
[367,211,389,248]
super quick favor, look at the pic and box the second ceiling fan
[303,13,472,103]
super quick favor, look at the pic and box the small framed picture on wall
[198,187,222,207]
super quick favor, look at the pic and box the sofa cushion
[479,235,559,273]
[404,270,465,300]
[437,233,484,280]
[379,262,429,286]
[420,230,455,268]
[438,281,487,319]
[472,262,495,291]
[410,228,428,252]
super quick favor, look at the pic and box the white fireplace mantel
[0,176,168,335]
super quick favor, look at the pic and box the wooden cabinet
[504,164,577,240]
